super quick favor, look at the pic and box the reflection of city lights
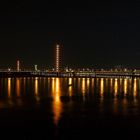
[82,78,86,101]
[133,78,137,97]
[23,77,26,94]
[124,79,127,96]
[120,78,122,84]
[87,78,90,92]
[114,79,118,97]
[82,78,86,93]
[8,78,11,97]
[100,78,104,98]
[99,78,104,112]
[110,78,113,93]
[87,78,90,86]
[91,78,94,94]
[56,78,59,93]
[52,78,55,93]
[92,78,94,86]
[16,78,20,97]
[7,78,13,107]
[68,78,72,96]
[55,93,60,102]
[52,78,62,125]
[34,78,40,102]
[68,78,72,85]
[68,86,72,97]
[35,78,39,96]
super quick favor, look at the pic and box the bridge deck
[0,71,139,78]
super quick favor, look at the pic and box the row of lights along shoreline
[4,44,140,77]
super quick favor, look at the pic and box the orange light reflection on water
[110,78,113,93]
[68,78,72,97]
[114,79,118,97]
[8,78,11,98]
[35,77,40,102]
[133,78,137,98]
[100,78,104,98]
[52,78,62,125]
[82,78,86,101]
[35,78,38,96]
[16,78,20,97]
[124,79,127,96]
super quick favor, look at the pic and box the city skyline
[0,44,139,70]
[0,43,139,70]
[0,1,140,68]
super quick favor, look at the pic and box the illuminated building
[56,44,60,72]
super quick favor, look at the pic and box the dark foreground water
[0,77,140,139]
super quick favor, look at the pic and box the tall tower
[56,44,60,72]
[17,60,20,71]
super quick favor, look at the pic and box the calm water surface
[0,77,140,139]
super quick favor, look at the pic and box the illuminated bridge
[0,70,140,78]
[3,45,139,78]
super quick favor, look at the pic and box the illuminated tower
[17,60,20,71]
[56,44,60,72]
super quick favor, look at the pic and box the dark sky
[0,0,140,69]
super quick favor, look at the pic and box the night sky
[0,1,140,69]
